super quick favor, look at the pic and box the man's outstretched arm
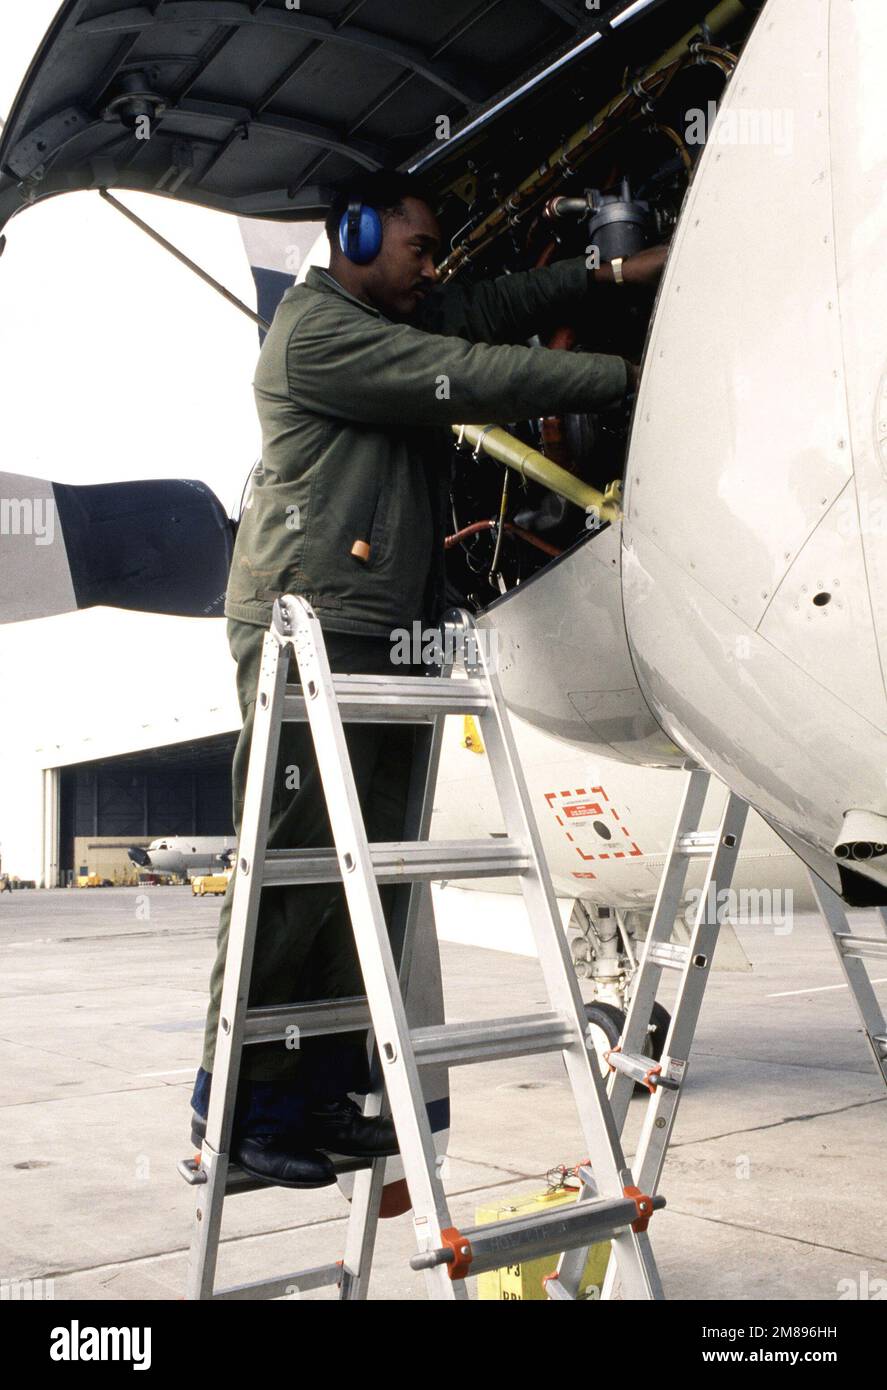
[418,247,668,344]
[285,297,630,428]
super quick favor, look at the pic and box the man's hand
[620,245,668,286]
[594,245,668,287]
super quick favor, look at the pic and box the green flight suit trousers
[200,616,427,1085]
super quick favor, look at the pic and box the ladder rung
[178,1154,370,1195]
[243,996,371,1045]
[212,1263,342,1300]
[675,831,718,856]
[283,674,490,723]
[835,934,887,962]
[260,840,529,885]
[242,1004,576,1059]
[605,1050,680,1091]
[411,1192,666,1277]
[411,1012,575,1067]
[646,941,690,970]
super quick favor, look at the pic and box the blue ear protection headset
[338,199,383,264]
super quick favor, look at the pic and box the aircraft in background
[128,836,236,879]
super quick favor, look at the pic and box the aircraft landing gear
[570,901,672,1089]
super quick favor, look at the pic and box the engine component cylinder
[587,178,651,263]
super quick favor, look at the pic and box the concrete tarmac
[0,886,884,1301]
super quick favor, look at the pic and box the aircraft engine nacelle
[622,0,887,894]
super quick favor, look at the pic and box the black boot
[305,1097,399,1158]
[232,1134,337,1189]
[190,1112,337,1189]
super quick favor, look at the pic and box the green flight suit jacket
[225,257,628,636]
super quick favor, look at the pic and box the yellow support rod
[453,423,622,522]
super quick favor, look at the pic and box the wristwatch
[611,256,625,285]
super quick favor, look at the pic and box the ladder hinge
[623,1185,656,1234]
[440,1227,473,1280]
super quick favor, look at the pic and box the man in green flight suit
[191,169,664,1188]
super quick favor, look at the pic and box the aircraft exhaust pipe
[841,842,887,863]
[833,811,887,863]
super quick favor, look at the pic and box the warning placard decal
[542,785,643,880]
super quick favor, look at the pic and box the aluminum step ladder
[548,771,887,1300]
[547,767,748,1299]
[180,594,665,1301]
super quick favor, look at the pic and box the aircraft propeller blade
[0,473,234,623]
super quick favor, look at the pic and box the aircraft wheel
[646,1001,671,1062]
[583,1001,672,1090]
[583,1001,625,1080]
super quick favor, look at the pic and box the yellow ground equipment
[476,1178,611,1300]
[191,872,231,897]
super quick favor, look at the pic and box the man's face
[361,196,441,320]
